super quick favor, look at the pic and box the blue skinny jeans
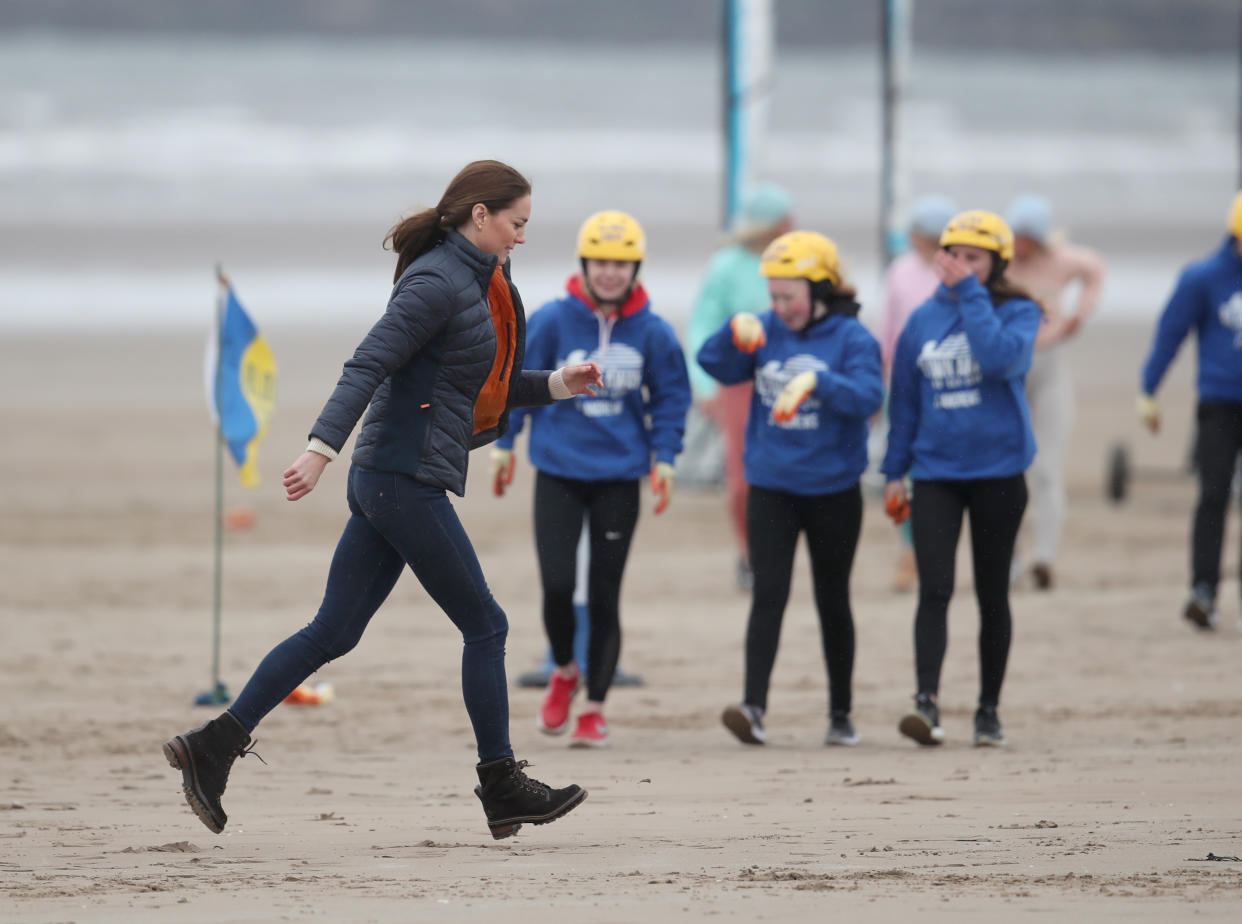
[229,465,512,762]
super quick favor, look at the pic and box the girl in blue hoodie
[698,231,883,748]
[490,211,691,748]
[882,210,1040,749]
[1138,192,1242,631]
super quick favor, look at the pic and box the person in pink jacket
[1004,194,1105,590]
[877,195,958,592]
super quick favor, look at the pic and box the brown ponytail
[384,159,532,282]
[987,278,1039,309]
[986,258,1041,311]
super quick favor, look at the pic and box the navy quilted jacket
[309,231,553,496]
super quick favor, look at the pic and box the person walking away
[1004,193,1105,590]
[490,211,691,747]
[882,211,1040,748]
[163,160,602,840]
[877,194,959,592]
[1138,191,1242,631]
[686,183,794,591]
[698,231,883,747]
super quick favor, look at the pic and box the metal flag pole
[197,264,231,705]
[721,0,773,230]
[880,0,912,270]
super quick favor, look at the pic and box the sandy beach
[2,319,1241,922]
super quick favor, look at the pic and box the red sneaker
[537,669,579,735]
[569,711,609,748]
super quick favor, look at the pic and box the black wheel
[1106,443,1130,504]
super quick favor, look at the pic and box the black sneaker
[721,702,765,745]
[163,711,258,833]
[898,693,945,746]
[1184,583,1217,630]
[824,712,860,747]
[973,705,1006,747]
[474,757,586,840]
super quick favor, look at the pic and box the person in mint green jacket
[685,183,793,591]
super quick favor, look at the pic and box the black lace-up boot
[474,757,587,839]
[163,711,258,833]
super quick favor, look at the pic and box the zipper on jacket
[498,328,514,382]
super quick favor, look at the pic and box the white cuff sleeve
[548,368,572,401]
[306,437,338,460]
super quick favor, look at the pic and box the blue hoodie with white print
[882,274,1040,482]
[696,309,883,495]
[496,275,691,481]
[1141,236,1242,404]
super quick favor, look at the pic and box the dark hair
[985,257,1041,310]
[809,279,861,320]
[384,160,531,282]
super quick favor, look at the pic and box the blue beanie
[907,194,958,239]
[1006,193,1053,244]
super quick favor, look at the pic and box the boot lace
[509,759,550,796]
[237,739,267,765]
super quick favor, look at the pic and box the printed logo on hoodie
[918,333,982,410]
[563,343,645,418]
[756,353,829,430]
[1220,292,1242,347]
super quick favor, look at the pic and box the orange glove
[490,448,515,497]
[772,371,817,423]
[651,462,675,514]
[885,489,910,525]
[730,313,766,353]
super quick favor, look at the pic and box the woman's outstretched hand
[559,362,604,396]
[284,450,330,501]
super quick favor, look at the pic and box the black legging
[533,471,639,704]
[743,483,862,716]
[1192,401,1242,595]
[910,475,1027,708]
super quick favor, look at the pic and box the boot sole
[163,737,226,834]
[721,706,764,745]
[476,787,588,840]
[898,713,944,747]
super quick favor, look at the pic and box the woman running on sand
[163,160,601,841]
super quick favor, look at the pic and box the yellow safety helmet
[577,211,646,262]
[759,230,841,286]
[1228,191,1242,239]
[939,210,1014,262]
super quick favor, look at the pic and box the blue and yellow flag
[207,279,276,487]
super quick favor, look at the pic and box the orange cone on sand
[284,682,335,705]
